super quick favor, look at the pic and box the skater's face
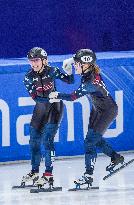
[74,62,89,74]
[29,58,48,72]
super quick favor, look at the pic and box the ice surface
[0,152,134,205]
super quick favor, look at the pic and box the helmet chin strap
[81,63,89,75]
[81,64,84,75]
[81,63,94,75]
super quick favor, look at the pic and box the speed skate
[68,174,99,191]
[103,158,134,180]
[12,171,39,189]
[30,176,62,193]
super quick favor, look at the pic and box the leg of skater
[35,101,64,187]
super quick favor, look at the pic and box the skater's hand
[62,57,74,75]
[49,98,61,103]
[49,91,59,99]
[49,92,60,103]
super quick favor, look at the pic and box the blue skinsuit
[24,65,74,173]
[57,70,118,174]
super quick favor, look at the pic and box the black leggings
[89,102,118,135]
[31,101,64,130]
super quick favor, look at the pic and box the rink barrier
[0,151,134,165]
[0,51,134,162]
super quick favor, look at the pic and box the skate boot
[83,172,93,186]
[74,169,93,189]
[21,171,39,187]
[106,154,124,172]
[34,172,54,189]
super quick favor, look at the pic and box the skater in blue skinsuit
[21,47,74,187]
[49,49,124,183]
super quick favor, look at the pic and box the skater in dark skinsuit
[49,49,124,183]
[21,47,74,187]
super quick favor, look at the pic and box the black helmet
[27,47,47,59]
[73,49,96,64]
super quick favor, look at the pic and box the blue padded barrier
[0,51,134,162]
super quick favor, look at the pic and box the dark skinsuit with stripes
[24,65,74,173]
[57,69,118,174]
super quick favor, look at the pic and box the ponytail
[88,63,101,74]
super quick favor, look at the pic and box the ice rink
[0,152,134,205]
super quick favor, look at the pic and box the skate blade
[68,186,99,191]
[103,158,134,180]
[30,186,62,193]
[12,184,37,189]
